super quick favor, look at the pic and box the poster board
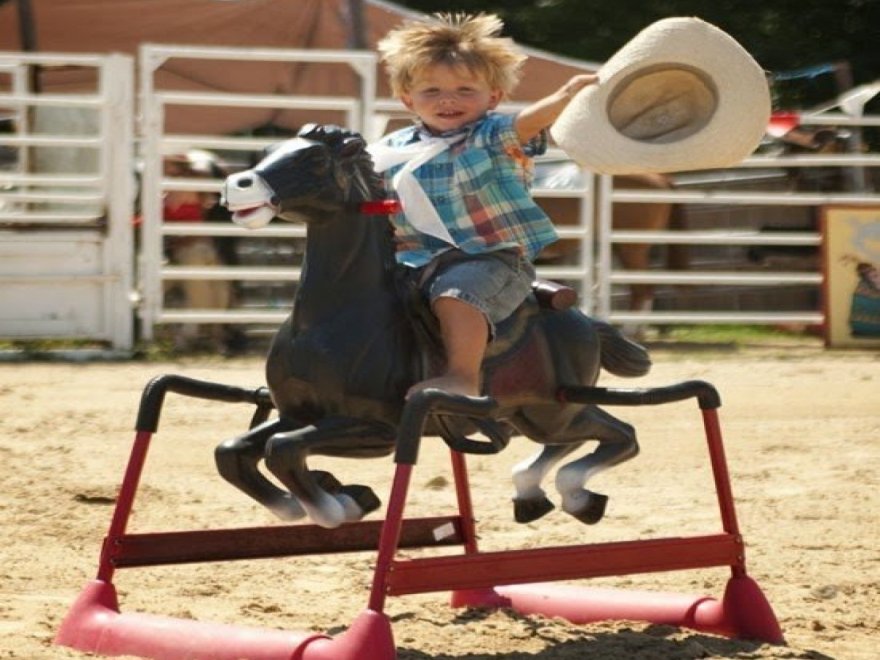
[822,206,880,348]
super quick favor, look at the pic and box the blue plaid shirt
[375,113,558,268]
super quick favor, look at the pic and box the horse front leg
[511,443,582,523]
[263,417,395,528]
[554,406,639,524]
[214,419,306,521]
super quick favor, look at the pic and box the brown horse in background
[537,173,689,317]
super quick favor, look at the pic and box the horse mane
[297,123,385,201]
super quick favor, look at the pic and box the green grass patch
[643,324,824,352]
[662,324,813,343]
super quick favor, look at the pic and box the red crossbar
[385,533,742,596]
[106,515,465,568]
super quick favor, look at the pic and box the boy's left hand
[561,74,599,99]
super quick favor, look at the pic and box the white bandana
[367,134,466,246]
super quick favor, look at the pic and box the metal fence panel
[0,52,135,350]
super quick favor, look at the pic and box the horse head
[223,124,383,229]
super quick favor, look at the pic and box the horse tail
[595,319,652,378]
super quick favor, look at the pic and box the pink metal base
[55,580,396,660]
[451,574,783,644]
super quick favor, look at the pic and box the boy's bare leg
[407,296,488,398]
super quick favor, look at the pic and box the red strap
[359,200,401,215]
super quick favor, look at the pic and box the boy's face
[401,63,502,134]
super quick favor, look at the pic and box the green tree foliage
[397,0,880,109]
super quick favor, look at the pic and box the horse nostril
[237,176,254,189]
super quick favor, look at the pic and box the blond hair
[377,13,526,98]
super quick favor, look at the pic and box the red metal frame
[56,378,783,660]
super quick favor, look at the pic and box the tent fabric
[0,0,599,135]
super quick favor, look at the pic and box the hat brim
[550,17,771,174]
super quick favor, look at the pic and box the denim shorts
[416,249,535,336]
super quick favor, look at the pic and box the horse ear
[340,135,366,158]
[299,124,350,148]
[297,123,320,139]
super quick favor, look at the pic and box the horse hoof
[267,495,306,521]
[569,491,608,525]
[513,496,555,523]
[310,470,342,493]
[339,485,381,516]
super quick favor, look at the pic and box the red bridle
[358,200,402,215]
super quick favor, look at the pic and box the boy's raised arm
[515,74,598,144]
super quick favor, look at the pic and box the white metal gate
[0,52,135,351]
[137,45,380,340]
[594,112,880,328]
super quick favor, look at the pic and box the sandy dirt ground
[1,341,877,659]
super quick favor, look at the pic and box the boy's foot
[406,374,480,399]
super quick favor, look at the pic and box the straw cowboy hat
[550,17,771,174]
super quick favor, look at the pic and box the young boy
[373,13,596,398]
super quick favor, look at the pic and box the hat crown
[607,64,718,144]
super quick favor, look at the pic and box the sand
[1,341,877,659]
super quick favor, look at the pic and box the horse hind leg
[511,443,582,523]
[553,406,639,525]
[214,419,306,521]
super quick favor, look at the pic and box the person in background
[162,154,235,353]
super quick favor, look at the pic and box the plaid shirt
[376,112,558,268]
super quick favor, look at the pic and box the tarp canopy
[0,0,599,135]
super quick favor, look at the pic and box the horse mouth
[227,202,277,229]
[229,203,267,218]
